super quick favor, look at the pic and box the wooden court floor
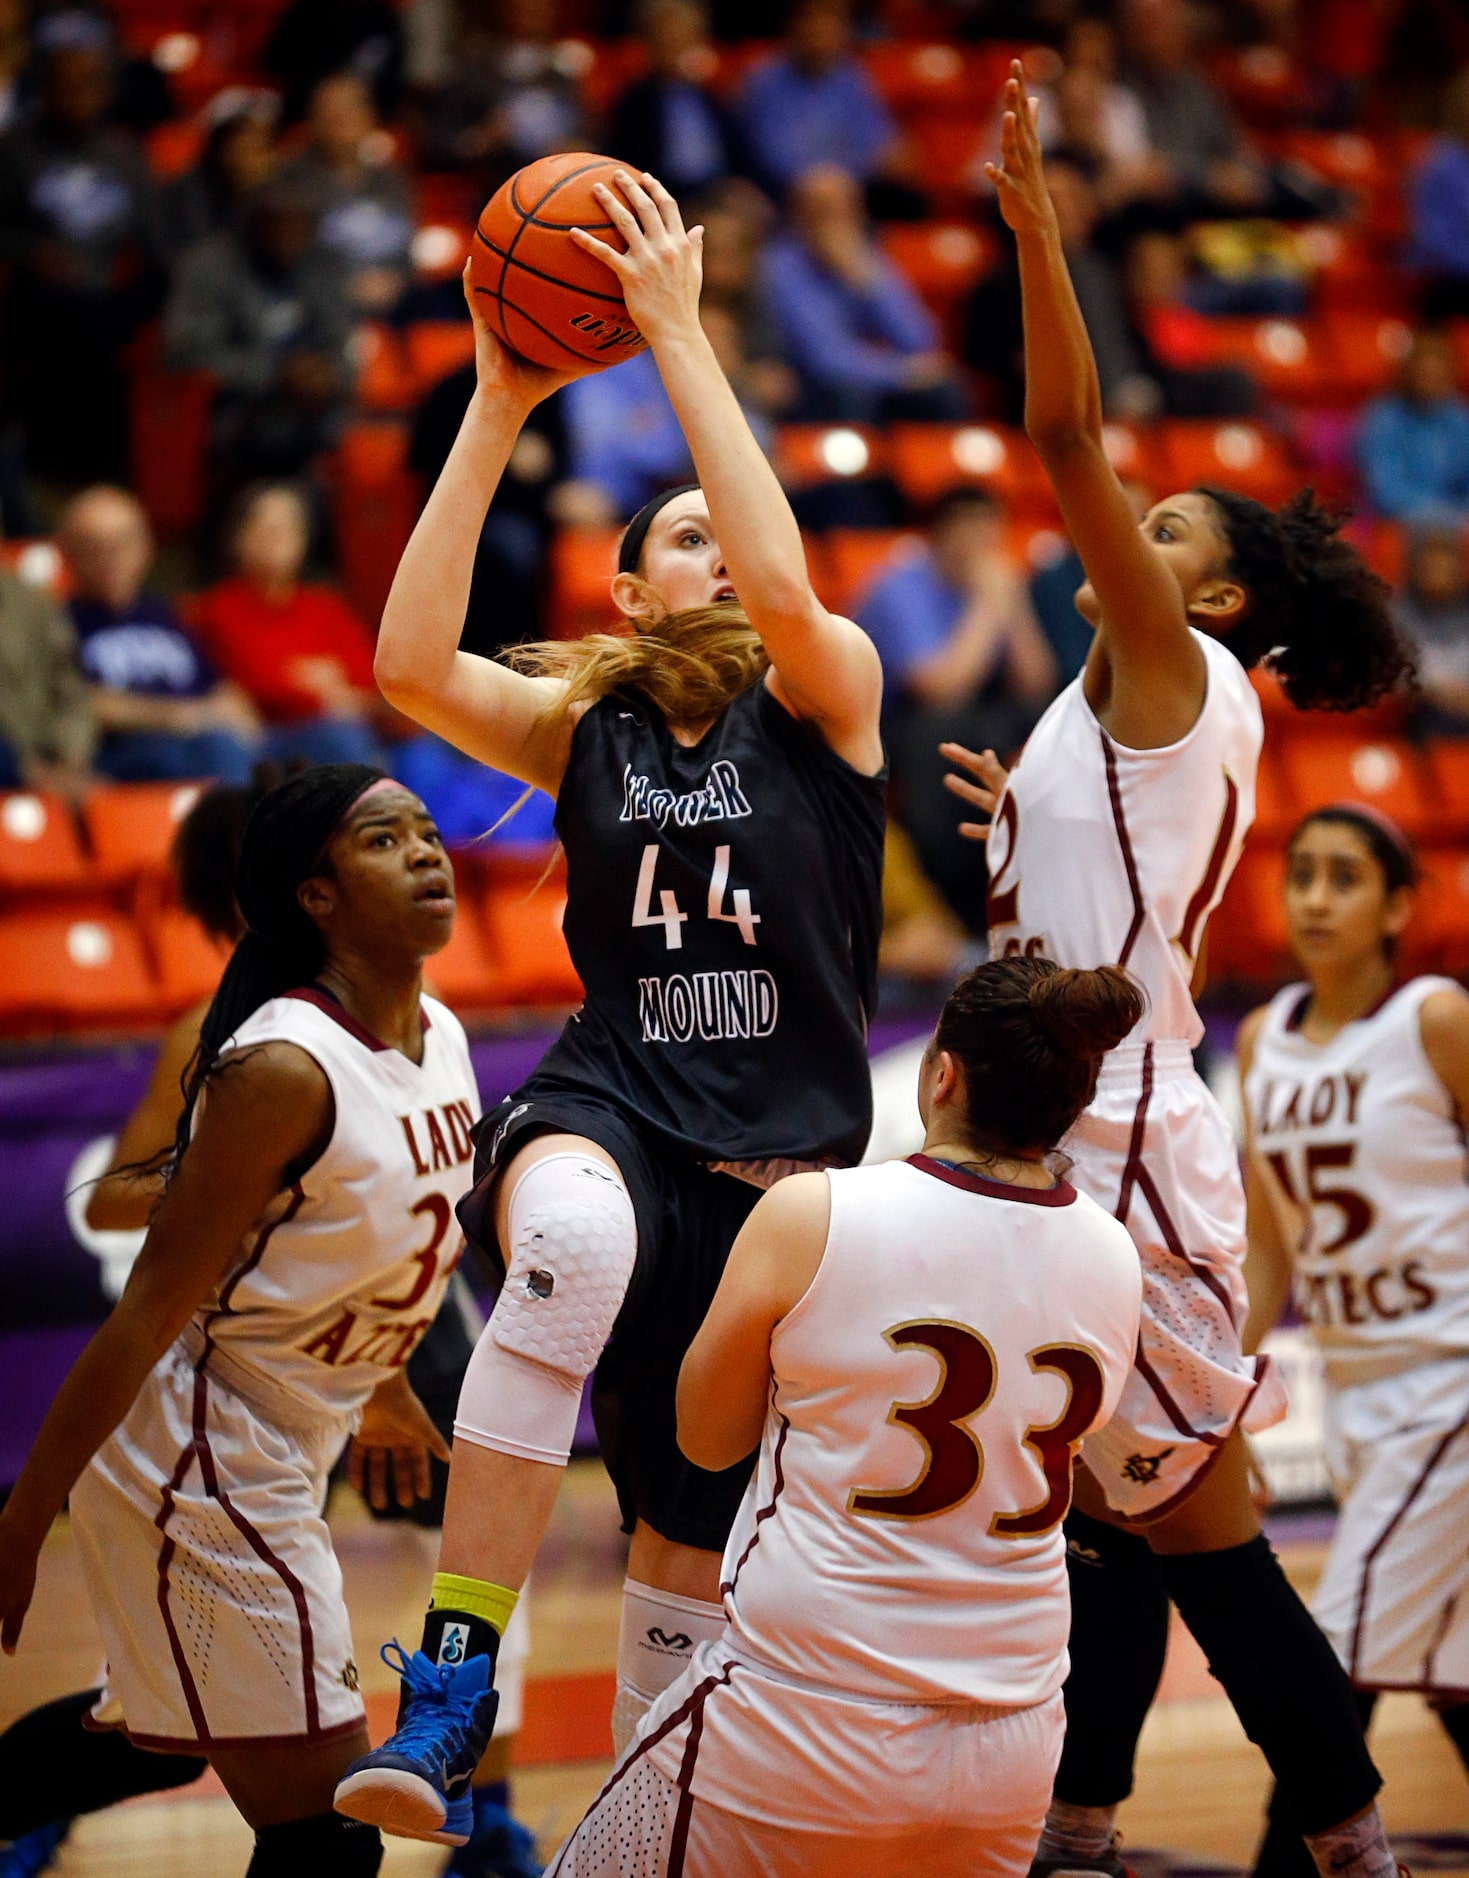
[4,1460,1465,1875]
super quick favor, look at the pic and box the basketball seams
[473,225,628,306]
[478,154,646,368]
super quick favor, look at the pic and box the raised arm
[986,63,1204,748]
[373,280,583,793]
[677,1172,830,1472]
[1236,1007,1294,1356]
[573,171,883,775]
[0,1044,332,1652]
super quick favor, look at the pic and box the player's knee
[492,1152,638,1378]
[245,1811,381,1876]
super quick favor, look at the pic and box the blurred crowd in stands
[0,0,1467,990]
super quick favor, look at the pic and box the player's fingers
[590,182,646,249]
[394,1446,418,1509]
[427,1423,452,1464]
[2,1613,20,1655]
[368,1446,388,1511]
[943,772,996,814]
[938,739,988,776]
[609,170,663,243]
[346,1440,364,1494]
[958,821,990,843]
[570,226,629,274]
[640,170,685,238]
[413,1442,433,1501]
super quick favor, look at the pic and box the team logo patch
[1121,1448,1176,1486]
[437,1622,471,1667]
[338,1659,360,1692]
[644,1627,692,1652]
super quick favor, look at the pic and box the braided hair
[171,763,385,1169]
[1197,487,1416,712]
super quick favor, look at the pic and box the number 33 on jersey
[720,1156,1141,1710]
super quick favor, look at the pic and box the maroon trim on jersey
[1113,1048,1236,1320]
[282,986,389,1052]
[1349,1396,1469,1684]
[1287,981,1401,1034]
[213,1183,306,1323]
[1285,987,1313,1032]
[908,1153,1076,1207]
[1131,1340,1224,1449]
[192,1369,323,1737]
[1118,1354,1274,1527]
[1100,733,1146,969]
[719,1414,791,1599]
[1178,773,1239,961]
[667,1661,736,1878]
[153,1429,209,1743]
[543,1660,739,1878]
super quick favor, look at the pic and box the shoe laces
[379,1639,489,1755]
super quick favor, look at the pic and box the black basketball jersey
[524,678,886,1166]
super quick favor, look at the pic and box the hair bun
[1029,965,1145,1060]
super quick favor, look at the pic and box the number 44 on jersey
[632,843,760,949]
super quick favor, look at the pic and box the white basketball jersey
[1244,977,1469,1383]
[190,990,481,1417]
[987,633,1261,1046]
[722,1156,1140,1709]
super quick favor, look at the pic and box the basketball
[470,152,648,374]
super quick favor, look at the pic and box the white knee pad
[492,1152,638,1378]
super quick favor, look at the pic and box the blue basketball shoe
[334,1642,499,1846]
[0,1821,71,1877]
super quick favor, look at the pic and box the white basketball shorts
[70,1341,366,1751]
[547,1641,1062,1878]
[1069,1043,1288,1522]
[1312,1354,1469,1696]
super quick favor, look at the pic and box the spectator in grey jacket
[0,31,168,484]
[0,565,95,794]
[163,179,356,491]
[277,73,413,313]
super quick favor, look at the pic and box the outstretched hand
[942,742,1010,842]
[984,60,1058,241]
[571,169,703,348]
[0,1507,39,1656]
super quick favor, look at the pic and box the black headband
[617,483,701,576]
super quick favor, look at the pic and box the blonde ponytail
[505,601,769,729]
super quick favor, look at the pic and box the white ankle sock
[1304,1804,1397,1878]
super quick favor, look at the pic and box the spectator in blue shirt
[60,487,262,784]
[735,0,900,201]
[762,164,965,423]
[1357,328,1469,526]
[559,347,692,524]
[609,0,740,201]
[1410,70,1469,322]
[857,489,1055,927]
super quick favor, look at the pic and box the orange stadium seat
[880,223,993,319]
[355,323,415,413]
[421,891,504,1011]
[1195,319,1347,405]
[1297,225,1410,314]
[823,529,919,615]
[0,906,161,1031]
[1284,130,1394,192]
[0,540,65,594]
[405,321,477,396]
[549,528,619,638]
[149,905,229,1014]
[887,424,1053,509]
[1278,732,1439,841]
[1100,422,1166,489]
[1411,849,1469,976]
[483,880,583,1004]
[85,782,205,889]
[1205,44,1305,127]
[330,423,420,629]
[1251,744,1302,842]
[1320,310,1413,400]
[1207,843,1291,983]
[907,115,987,205]
[1423,743,1469,843]
[1154,421,1297,506]
[0,792,90,897]
[772,425,886,489]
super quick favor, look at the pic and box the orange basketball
[470,152,648,374]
